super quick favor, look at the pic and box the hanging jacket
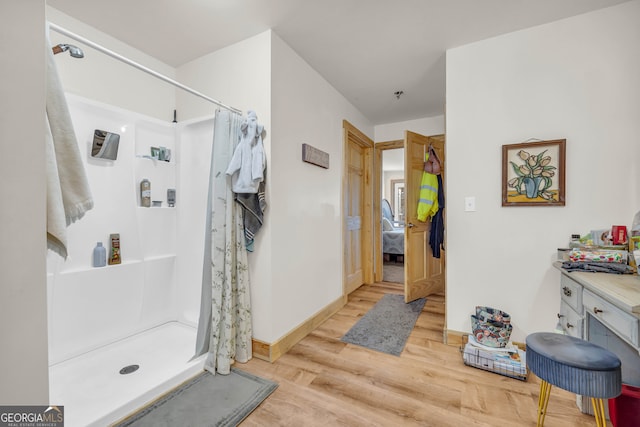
[429,174,445,258]
[417,152,439,222]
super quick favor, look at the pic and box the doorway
[374,133,446,302]
[374,140,404,284]
[379,143,406,283]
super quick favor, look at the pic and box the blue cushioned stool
[526,332,622,426]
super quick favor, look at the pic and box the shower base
[49,321,205,427]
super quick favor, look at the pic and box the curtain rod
[48,22,243,115]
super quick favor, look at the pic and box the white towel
[46,38,93,258]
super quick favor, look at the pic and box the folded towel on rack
[46,38,93,258]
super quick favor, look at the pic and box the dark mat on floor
[341,294,426,356]
[115,368,277,427]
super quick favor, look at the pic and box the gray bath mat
[115,368,277,427]
[341,294,426,356]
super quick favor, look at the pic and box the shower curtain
[194,109,252,374]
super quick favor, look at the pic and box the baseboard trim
[251,295,348,363]
[251,339,271,362]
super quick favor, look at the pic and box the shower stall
[46,93,216,426]
[45,22,247,425]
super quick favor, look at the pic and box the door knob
[593,307,603,314]
[407,223,414,228]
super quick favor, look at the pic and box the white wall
[270,32,373,341]
[175,31,271,122]
[0,0,49,404]
[375,115,444,142]
[446,1,640,342]
[46,7,176,121]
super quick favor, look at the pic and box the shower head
[52,43,84,58]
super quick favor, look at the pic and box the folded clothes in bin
[471,306,512,348]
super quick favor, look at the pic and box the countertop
[554,262,640,315]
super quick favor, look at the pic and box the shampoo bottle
[92,242,106,267]
[140,179,151,207]
[108,233,121,265]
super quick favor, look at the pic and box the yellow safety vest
[417,152,439,222]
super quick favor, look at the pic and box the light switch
[464,196,476,212]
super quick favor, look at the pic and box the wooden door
[345,140,364,293]
[404,131,445,302]
[343,121,374,294]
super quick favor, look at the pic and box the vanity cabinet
[556,264,640,351]
[555,264,640,413]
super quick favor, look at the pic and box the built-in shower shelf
[135,154,172,164]
[58,259,143,275]
[144,254,176,262]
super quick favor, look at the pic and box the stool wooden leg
[590,397,606,427]
[537,380,552,427]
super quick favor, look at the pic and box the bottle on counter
[569,234,581,248]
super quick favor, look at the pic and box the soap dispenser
[93,242,107,267]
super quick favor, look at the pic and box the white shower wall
[173,116,215,326]
[47,94,210,365]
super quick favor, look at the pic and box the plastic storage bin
[608,384,640,427]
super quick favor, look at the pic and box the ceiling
[48,0,629,125]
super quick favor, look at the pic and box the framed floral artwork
[502,139,566,207]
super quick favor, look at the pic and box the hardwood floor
[238,282,598,426]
